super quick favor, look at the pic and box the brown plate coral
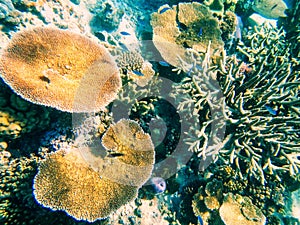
[0,27,121,113]
[33,119,155,222]
[151,2,224,67]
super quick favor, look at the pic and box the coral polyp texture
[80,118,155,187]
[33,119,154,222]
[0,27,121,113]
[116,51,155,87]
[151,2,224,67]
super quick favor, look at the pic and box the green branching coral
[172,24,300,184]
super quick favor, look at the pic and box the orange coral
[0,27,121,112]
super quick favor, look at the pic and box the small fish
[265,105,278,116]
[271,4,278,10]
[197,215,203,225]
[39,75,51,84]
[118,42,129,51]
[149,177,166,194]
[107,152,124,158]
[235,16,243,40]
[159,61,170,67]
[120,31,131,36]
[198,28,203,37]
[132,70,144,76]
[159,7,171,14]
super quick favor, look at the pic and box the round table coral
[0,27,121,112]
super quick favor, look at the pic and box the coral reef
[0,27,121,112]
[0,0,299,224]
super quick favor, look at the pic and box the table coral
[33,119,155,222]
[0,27,121,113]
[219,193,266,225]
[151,2,224,67]
[0,154,107,225]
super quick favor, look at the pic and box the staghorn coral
[170,44,227,170]
[33,119,155,222]
[278,0,300,60]
[151,2,224,67]
[218,25,300,183]
[172,24,300,184]
[0,27,121,113]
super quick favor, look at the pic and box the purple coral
[148,177,166,194]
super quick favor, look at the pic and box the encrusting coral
[33,119,155,222]
[0,82,51,141]
[0,27,121,113]
[151,2,224,67]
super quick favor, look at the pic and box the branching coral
[171,24,300,184]
[170,44,227,170]
[218,25,300,183]
[0,27,121,113]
